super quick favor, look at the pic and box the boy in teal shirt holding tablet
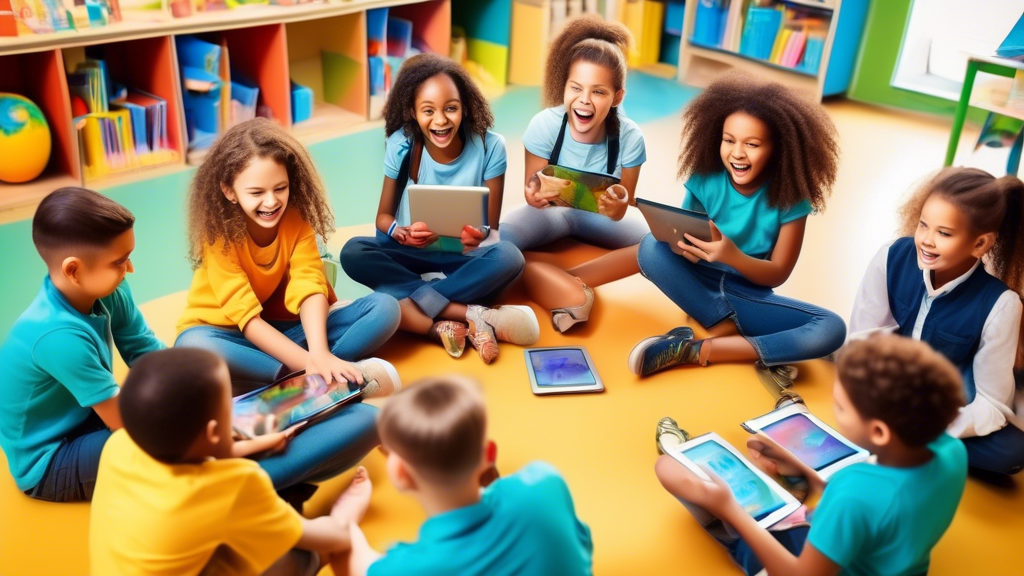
[655,334,968,576]
[0,187,164,501]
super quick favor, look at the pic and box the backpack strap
[549,112,619,176]
[606,122,619,176]
[392,137,424,212]
[549,113,569,166]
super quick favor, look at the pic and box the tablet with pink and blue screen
[742,404,870,479]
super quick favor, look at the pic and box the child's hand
[746,433,807,478]
[306,350,364,386]
[233,422,305,458]
[597,184,629,221]
[404,221,439,249]
[526,171,571,208]
[687,467,741,516]
[460,225,486,252]
[678,221,739,266]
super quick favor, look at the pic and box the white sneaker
[471,305,540,346]
[356,358,401,398]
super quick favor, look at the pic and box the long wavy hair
[187,118,334,267]
[677,72,839,211]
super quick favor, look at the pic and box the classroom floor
[1,73,1021,575]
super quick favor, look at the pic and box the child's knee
[489,241,526,276]
[816,311,848,355]
[339,238,377,275]
[636,234,664,277]
[654,453,684,489]
[365,292,402,330]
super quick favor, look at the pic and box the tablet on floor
[524,347,604,395]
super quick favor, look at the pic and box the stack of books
[67,56,177,179]
[2,0,120,36]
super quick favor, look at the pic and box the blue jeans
[175,292,400,387]
[637,235,847,365]
[963,424,1024,475]
[499,204,650,250]
[340,231,525,318]
[257,402,380,489]
[715,525,810,576]
[26,413,110,502]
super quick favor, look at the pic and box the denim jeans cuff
[410,285,450,318]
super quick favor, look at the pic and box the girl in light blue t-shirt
[499,15,649,334]
[341,54,538,365]
[630,74,846,378]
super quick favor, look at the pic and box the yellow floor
[2,100,1022,575]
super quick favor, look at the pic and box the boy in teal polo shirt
[0,187,164,502]
[655,334,968,576]
[340,376,593,576]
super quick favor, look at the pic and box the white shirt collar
[922,259,982,298]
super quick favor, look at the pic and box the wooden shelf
[0,0,433,56]
[0,0,510,222]
[291,103,370,144]
[0,173,83,222]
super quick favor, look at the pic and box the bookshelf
[677,0,869,101]
[0,0,492,222]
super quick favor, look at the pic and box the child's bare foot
[330,466,373,525]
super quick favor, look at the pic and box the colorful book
[800,34,825,74]
[692,0,726,48]
[739,5,782,61]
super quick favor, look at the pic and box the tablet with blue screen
[667,432,801,528]
[524,347,604,395]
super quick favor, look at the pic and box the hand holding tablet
[665,432,801,528]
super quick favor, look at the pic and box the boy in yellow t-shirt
[90,347,373,576]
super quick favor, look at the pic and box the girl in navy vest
[340,54,539,365]
[629,74,847,376]
[850,167,1024,475]
[499,15,649,333]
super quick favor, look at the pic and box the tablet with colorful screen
[541,165,620,213]
[524,347,604,395]
[232,372,363,438]
[742,404,869,478]
[668,432,800,528]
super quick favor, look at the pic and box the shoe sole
[363,357,402,394]
[500,305,541,345]
[628,335,665,376]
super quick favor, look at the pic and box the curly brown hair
[543,14,631,139]
[187,118,334,267]
[383,53,493,143]
[677,72,839,211]
[837,335,964,447]
[897,167,1024,367]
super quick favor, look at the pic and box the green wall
[848,0,984,123]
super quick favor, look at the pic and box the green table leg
[945,59,979,167]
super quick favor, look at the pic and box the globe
[0,93,52,184]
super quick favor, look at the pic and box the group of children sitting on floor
[1,13,1022,576]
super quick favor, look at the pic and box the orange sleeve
[202,241,264,330]
[283,218,332,315]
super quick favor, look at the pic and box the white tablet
[636,197,712,256]
[524,347,604,395]
[407,184,489,238]
[667,432,801,529]
[741,404,870,479]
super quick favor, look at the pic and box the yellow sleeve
[203,241,264,330]
[224,467,304,574]
[283,219,332,315]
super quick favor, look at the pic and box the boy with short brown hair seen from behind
[344,376,594,576]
